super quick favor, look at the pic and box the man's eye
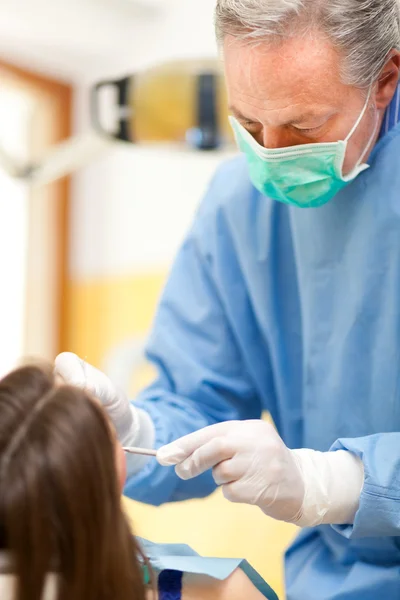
[240,120,259,129]
[293,125,322,134]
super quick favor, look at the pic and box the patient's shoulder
[183,568,266,600]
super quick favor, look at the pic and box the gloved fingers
[55,352,118,408]
[221,480,246,504]
[55,352,144,450]
[157,444,188,466]
[220,471,269,505]
[157,421,236,467]
[173,437,235,480]
[77,361,118,407]
[212,457,244,486]
[55,352,87,387]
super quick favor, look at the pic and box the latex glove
[55,352,155,475]
[157,420,364,527]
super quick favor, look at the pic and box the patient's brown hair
[0,363,146,600]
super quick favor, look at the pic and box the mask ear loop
[343,85,380,169]
[344,86,373,143]
[357,108,380,166]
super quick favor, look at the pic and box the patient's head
[0,363,146,600]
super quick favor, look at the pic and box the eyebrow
[229,105,332,127]
[229,106,255,122]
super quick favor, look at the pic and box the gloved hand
[157,420,365,527]
[55,352,155,475]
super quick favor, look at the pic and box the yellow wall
[65,273,297,598]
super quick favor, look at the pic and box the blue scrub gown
[125,118,400,598]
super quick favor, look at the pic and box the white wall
[69,0,236,281]
[0,0,235,280]
[0,90,31,376]
[70,145,234,278]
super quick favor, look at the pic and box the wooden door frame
[0,60,72,355]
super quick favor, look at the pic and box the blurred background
[0,0,296,596]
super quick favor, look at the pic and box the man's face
[223,34,382,174]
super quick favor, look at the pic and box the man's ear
[374,50,400,111]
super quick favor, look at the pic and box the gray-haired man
[57,2,400,598]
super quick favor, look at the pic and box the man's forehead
[223,32,340,75]
[223,34,344,109]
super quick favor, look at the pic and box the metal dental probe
[123,446,158,457]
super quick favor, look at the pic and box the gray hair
[215,0,400,87]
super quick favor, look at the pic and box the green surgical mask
[229,90,377,208]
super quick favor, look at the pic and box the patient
[0,363,275,600]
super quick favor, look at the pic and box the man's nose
[254,126,294,149]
